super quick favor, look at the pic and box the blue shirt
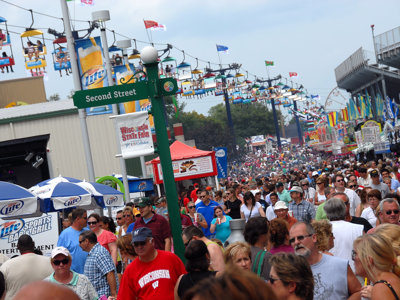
[84,243,118,297]
[289,200,315,223]
[196,200,220,237]
[126,222,135,233]
[58,227,88,274]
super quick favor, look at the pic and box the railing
[375,26,400,54]
[335,47,374,82]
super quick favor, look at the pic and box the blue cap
[131,227,153,243]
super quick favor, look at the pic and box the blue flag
[216,44,229,53]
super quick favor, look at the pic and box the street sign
[73,78,178,109]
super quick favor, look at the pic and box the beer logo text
[0,201,24,216]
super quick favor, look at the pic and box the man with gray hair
[324,198,363,272]
[289,221,361,300]
[367,198,400,233]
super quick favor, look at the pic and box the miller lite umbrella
[0,181,42,219]
[31,182,103,213]
[76,181,124,207]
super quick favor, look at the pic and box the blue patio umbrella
[77,181,124,207]
[31,182,103,212]
[0,181,41,218]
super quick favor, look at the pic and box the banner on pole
[114,111,154,159]
[214,147,228,179]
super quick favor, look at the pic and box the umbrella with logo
[30,175,82,190]
[76,181,124,207]
[31,182,102,212]
[0,181,42,219]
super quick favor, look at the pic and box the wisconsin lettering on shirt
[138,269,171,288]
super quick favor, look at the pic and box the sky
[1,0,400,118]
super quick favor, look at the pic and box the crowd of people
[1,146,400,299]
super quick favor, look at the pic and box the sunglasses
[188,206,196,209]
[317,182,324,184]
[87,221,97,225]
[184,237,193,247]
[116,217,122,220]
[124,215,133,218]
[53,258,69,266]
[79,239,85,244]
[289,234,313,244]
[133,241,147,247]
[225,192,231,195]
[200,195,206,198]
[348,185,357,189]
[384,209,400,215]
[269,277,282,284]
[351,250,357,261]
[336,179,344,183]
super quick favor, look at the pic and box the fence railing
[335,47,374,82]
[375,26,400,53]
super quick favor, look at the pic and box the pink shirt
[97,230,117,253]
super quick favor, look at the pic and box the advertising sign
[214,147,228,178]
[157,156,215,181]
[75,36,112,115]
[0,212,59,258]
[361,120,381,143]
[251,135,265,146]
[115,111,154,159]
[114,63,137,114]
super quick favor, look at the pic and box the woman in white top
[240,191,265,222]
[361,189,381,228]
[313,176,327,206]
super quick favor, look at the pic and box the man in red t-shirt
[118,227,186,300]
[190,183,200,201]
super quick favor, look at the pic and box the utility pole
[256,75,282,149]
[206,64,241,156]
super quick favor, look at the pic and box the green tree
[48,93,60,101]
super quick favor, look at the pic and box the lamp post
[256,75,282,149]
[92,10,130,203]
[141,46,185,261]
[206,64,241,156]
[59,0,96,182]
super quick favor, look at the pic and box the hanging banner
[114,63,137,114]
[214,147,228,179]
[75,36,112,115]
[0,212,59,258]
[115,111,154,159]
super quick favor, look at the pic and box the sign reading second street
[73,78,178,109]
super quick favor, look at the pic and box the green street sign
[73,78,178,109]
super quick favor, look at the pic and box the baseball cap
[276,182,284,188]
[312,171,319,176]
[131,227,153,243]
[136,197,152,207]
[274,201,288,210]
[251,189,261,196]
[290,186,303,194]
[51,246,70,258]
[370,170,379,177]
[300,179,309,185]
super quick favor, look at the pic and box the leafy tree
[48,93,60,101]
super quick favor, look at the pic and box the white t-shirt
[330,220,363,272]
[266,206,277,221]
[240,202,262,222]
[360,206,377,227]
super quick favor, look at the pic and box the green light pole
[141,46,185,261]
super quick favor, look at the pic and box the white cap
[274,201,288,210]
[51,246,70,258]
[312,171,319,176]
[251,189,261,196]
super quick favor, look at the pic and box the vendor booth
[150,141,218,194]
